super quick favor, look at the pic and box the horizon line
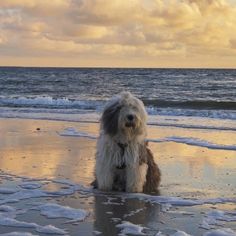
[0,65,235,70]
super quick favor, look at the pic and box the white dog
[93,92,161,193]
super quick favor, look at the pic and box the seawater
[0,67,236,130]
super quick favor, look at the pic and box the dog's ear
[101,101,121,136]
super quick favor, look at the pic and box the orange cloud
[0,0,235,67]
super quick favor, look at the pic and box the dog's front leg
[96,164,114,191]
[126,163,148,193]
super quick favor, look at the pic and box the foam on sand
[123,193,236,207]
[170,231,192,236]
[1,172,236,235]
[203,228,236,236]
[59,127,97,139]
[58,127,236,151]
[0,205,67,235]
[206,210,236,222]
[0,233,39,236]
[1,172,236,208]
[200,210,236,230]
[36,203,88,221]
[0,217,66,234]
[116,221,146,235]
[148,136,236,151]
[0,188,49,205]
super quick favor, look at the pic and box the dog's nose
[127,114,134,121]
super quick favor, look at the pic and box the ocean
[0,67,236,131]
[1,67,236,236]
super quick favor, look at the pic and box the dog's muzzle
[125,114,136,128]
[125,122,135,128]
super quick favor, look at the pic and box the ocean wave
[146,107,236,120]
[143,99,236,110]
[0,96,105,111]
[1,96,236,121]
[1,107,236,131]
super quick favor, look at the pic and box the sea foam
[36,203,88,221]
[58,127,236,151]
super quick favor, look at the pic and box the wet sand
[0,118,236,235]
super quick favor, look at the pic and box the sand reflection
[0,118,235,199]
[0,119,96,184]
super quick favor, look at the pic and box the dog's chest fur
[111,141,145,191]
[112,142,128,191]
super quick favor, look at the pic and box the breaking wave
[0,96,236,121]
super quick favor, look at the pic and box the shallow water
[0,118,236,235]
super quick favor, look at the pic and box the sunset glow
[0,0,236,68]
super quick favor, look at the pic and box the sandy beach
[0,117,235,236]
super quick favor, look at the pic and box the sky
[0,0,236,68]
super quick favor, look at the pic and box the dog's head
[101,92,147,140]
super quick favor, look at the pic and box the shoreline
[0,117,236,235]
[1,117,236,197]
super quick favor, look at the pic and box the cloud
[0,0,236,67]
[0,0,70,11]
[230,39,236,49]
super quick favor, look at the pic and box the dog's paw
[125,185,144,193]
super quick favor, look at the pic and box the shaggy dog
[93,92,161,193]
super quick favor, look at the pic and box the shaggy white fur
[95,91,159,193]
